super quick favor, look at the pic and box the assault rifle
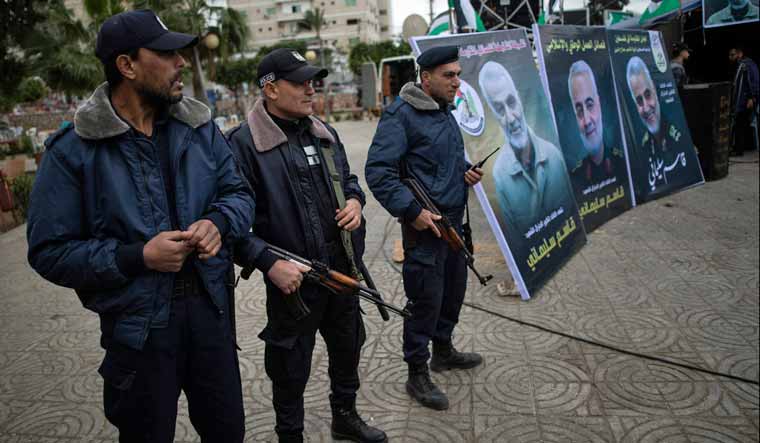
[401,176,493,286]
[240,244,410,320]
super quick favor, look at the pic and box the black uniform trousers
[401,223,468,365]
[264,254,366,440]
[99,285,244,443]
[733,109,758,154]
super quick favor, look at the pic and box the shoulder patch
[43,123,75,150]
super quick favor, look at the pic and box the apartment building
[228,0,392,51]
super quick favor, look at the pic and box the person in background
[670,42,691,89]
[729,46,759,155]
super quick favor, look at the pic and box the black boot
[331,402,387,442]
[430,341,483,372]
[405,363,449,410]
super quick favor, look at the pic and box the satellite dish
[402,14,428,41]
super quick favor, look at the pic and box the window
[349,37,359,46]
[345,0,357,5]
[379,9,387,15]
[265,7,276,16]
[347,18,359,25]
[291,5,301,13]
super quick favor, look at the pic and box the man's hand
[335,198,362,231]
[186,219,222,260]
[143,231,194,272]
[747,98,755,110]
[465,167,484,186]
[267,259,310,294]
[412,209,442,237]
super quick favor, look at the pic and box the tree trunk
[192,46,211,107]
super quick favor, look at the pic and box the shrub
[18,77,47,103]
[10,173,34,221]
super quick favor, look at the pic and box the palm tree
[301,7,326,67]
[205,7,249,82]
[132,0,250,106]
[25,0,103,99]
[83,0,125,29]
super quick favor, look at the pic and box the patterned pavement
[0,120,757,442]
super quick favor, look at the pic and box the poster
[703,0,759,28]
[534,25,635,233]
[411,30,587,300]
[607,30,704,203]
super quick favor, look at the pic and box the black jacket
[228,98,366,348]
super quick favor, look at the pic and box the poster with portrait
[607,30,704,203]
[534,25,635,233]
[411,30,587,300]
[703,0,759,28]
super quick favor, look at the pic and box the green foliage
[18,77,48,103]
[253,41,309,66]
[301,8,326,36]
[216,58,257,90]
[10,173,35,221]
[348,41,412,76]
[214,8,249,63]
[19,135,35,155]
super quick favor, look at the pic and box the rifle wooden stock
[239,244,410,319]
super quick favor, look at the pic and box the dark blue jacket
[734,57,759,113]
[365,83,469,222]
[228,98,366,349]
[27,83,255,350]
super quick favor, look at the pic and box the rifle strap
[321,145,361,279]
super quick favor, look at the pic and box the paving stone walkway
[0,121,757,442]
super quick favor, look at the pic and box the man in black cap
[26,9,254,443]
[366,45,484,411]
[228,48,387,443]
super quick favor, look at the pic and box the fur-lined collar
[247,98,335,152]
[73,82,211,140]
[399,82,440,111]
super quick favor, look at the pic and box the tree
[1,0,51,110]
[28,0,103,97]
[216,58,256,115]
[301,8,326,67]
[348,41,412,76]
[253,40,309,66]
[83,0,124,29]
[18,77,48,103]
[133,0,250,105]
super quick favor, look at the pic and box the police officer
[26,10,254,442]
[228,49,386,443]
[365,46,484,411]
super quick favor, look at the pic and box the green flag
[639,0,680,24]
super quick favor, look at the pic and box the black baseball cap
[257,48,328,88]
[95,9,199,63]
